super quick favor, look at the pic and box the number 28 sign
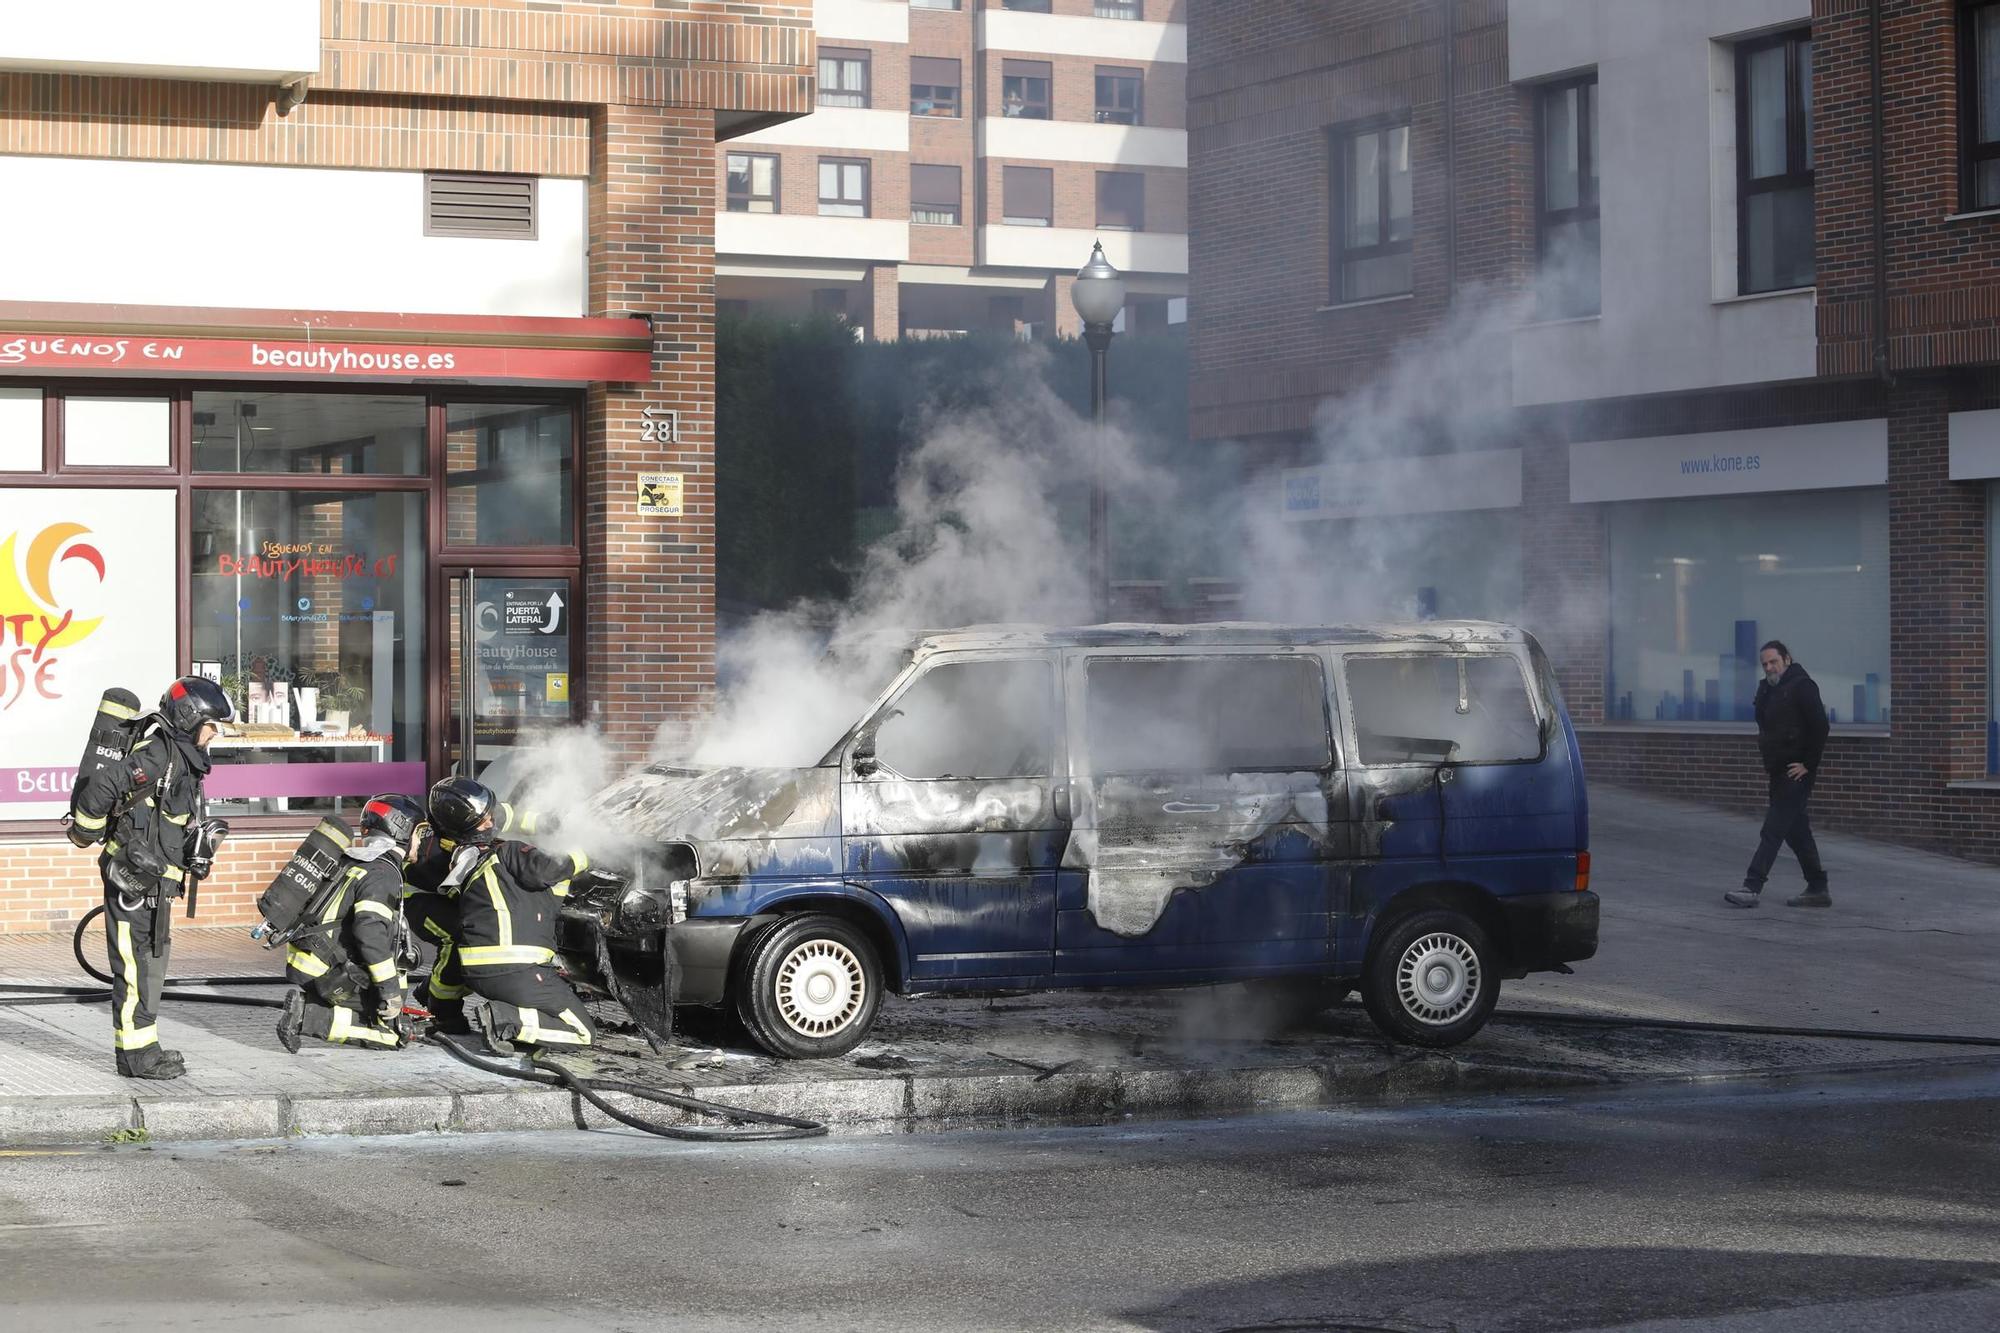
[640,408,678,444]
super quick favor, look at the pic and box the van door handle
[1052,781,1074,823]
[1162,801,1219,814]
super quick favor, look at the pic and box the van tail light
[1575,850,1592,893]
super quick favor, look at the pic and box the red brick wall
[1188,0,1524,442]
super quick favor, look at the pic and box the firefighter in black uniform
[68,676,234,1080]
[400,794,546,1034]
[274,794,427,1052]
[423,776,596,1054]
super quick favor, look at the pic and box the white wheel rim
[774,938,866,1038]
[1395,932,1481,1026]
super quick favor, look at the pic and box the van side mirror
[851,736,878,777]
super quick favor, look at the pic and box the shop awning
[0,302,654,384]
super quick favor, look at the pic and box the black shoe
[475,1005,515,1056]
[119,1049,187,1081]
[1723,889,1761,908]
[276,989,306,1054]
[1786,890,1832,908]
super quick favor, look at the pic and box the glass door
[441,569,578,793]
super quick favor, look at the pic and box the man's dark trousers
[1744,771,1827,892]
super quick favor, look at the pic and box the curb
[0,1052,1611,1148]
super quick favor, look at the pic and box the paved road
[3,1065,1996,1331]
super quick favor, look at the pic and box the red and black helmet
[160,676,236,737]
[359,793,427,846]
[427,775,497,841]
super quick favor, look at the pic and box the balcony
[718,213,910,265]
[978,9,1186,63]
[731,108,910,155]
[980,226,1186,275]
[983,118,1184,169]
[817,0,910,45]
[0,0,319,82]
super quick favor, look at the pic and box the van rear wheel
[735,914,883,1060]
[1362,908,1498,1048]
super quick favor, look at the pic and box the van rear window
[1346,653,1542,765]
[1084,655,1331,773]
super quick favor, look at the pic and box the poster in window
[0,489,177,819]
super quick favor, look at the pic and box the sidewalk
[3,786,1995,1146]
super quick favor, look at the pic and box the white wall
[0,0,319,81]
[0,157,586,318]
[1508,0,1817,405]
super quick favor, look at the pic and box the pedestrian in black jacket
[1725,641,1832,909]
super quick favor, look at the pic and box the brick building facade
[1189,0,2000,862]
[0,1,813,933]
[714,0,1189,340]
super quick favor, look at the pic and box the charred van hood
[594,764,840,846]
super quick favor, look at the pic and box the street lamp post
[1072,241,1125,624]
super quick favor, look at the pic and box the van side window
[1346,653,1543,765]
[871,660,1055,780]
[1085,656,1332,773]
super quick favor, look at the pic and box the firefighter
[274,794,427,1053]
[424,776,597,1055]
[401,831,473,1036]
[399,794,545,1033]
[69,676,234,1080]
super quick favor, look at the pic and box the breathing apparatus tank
[252,818,353,948]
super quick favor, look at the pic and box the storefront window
[445,402,573,546]
[193,391,426,474]
[1,488,177,819]
[190,489,427,815]
[64,396,170,468]
[0,387,40,470]
[1608,490,1889,725]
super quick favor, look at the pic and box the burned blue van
[567,623,1597,1059]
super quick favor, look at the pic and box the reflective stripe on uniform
[550,880,571,899]
[458,945,555,968]
[161,808,190,827]
[327,1006,400,1047]
[286,948,331,977]
[481,863,513,950]
[72,810,107,831]
[353,900,396,920]
[515,1008,590,1047]
[429,979,471,1000]
[113,1023,160,1050]
[161,865,185,883]
[568,850,589,875]
[99,698,139,719]
[113,921,153,1049]
[366,958,399,984]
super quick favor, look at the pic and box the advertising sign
[0,489,176,817]
[0,331,652,384]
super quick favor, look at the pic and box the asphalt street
[1,1063,1995,1332]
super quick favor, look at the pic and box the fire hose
[0,906,828,1142]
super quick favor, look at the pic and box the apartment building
[0,0,811,932]
[717,0,1189,339]
[1189,0,2000,860]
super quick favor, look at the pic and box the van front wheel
[1362,909,1498,1047]
[735,914,883,1060]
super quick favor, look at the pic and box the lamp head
[1071,241,1127,328]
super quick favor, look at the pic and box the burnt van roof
[910,621,1529,657]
